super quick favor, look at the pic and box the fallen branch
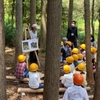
[17,87,90,93]
[6,76,44,83]
[18,87,66,93]
[6,72,44,80]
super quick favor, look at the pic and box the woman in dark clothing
[67,21,78,48]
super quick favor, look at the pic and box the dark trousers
[29,50,38,64]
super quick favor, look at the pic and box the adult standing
[67,21,78,48]
[24,24,38,64]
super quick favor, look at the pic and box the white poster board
[22,39,38,53]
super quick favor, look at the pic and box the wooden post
[34,50,40,66]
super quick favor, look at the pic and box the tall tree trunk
[43,0,62,100]
[84,0,94,84]
[93,8,100,100]
[91,0,95,35]
[15,0,23,64]
[40,0,47,49]
[11,0,15,27]
[0,0,6,99]
[68,0,73,27]
[30,0,36,27]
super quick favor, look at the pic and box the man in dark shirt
[67,21,78,48]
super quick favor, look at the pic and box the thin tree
[15,0,23,64]
[0,0,6,99]
[93,8,100,100]
[30,0,36,26]
[11,0,15,27]
[91,0,95,35]
[68,0,73,27]
[84,0,94,84]
[43,0,62,100]
[40,0,47,49]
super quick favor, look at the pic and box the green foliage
[5,20,16,47]
[78,32,85,44]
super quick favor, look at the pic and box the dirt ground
[6,47,94,100]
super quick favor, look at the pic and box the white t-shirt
[28,72,40,89]
[81,51,86,61]
[69,63,75,72]
[61,73,73,88]
[91,53,97,59]
[30,30,37,39]
[62,85,89,100]
[78,60,85,64]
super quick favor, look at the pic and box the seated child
[66,41,72,56]
[79,44,86,61]
[66,56,75,72]
[28,63,44,89]
[15,54,29,79]
[71,48,79,55]
[73,63,87,87]
[62,74,89,100]
[61,41,72,61]
[77,53,85,64]
[72,54,79,67]
[91,47,97,80]
[60,41,64,63]
[61,65,73,88]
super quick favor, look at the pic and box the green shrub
[5,21,16,47]
[78,32,85,44]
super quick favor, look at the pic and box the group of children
[60,37,97,99]
[15,54,44,89]
[14,36,97,99]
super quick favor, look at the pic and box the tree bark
[30,0,36,27]
[91,0,95,35]
[40,0,47,49]
[0,0,6,99]
[68,0,73,27]
[93,9,100,100]
[84,0,94,84]
[43,0,62,100]
[15,0,23,64]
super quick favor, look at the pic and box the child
[61,65,73,88]
[79,44,86,61]
[77,53,85,64]
[15,54,29,79]
[66,56,75,72]
[71,48,79,55]
[61,41,72,62]
[28,63,44,89]
[73,63,87,87]
[60,41,64,63]
[91,47,97,80]
[91,35,96,47]
[61,41,68,61]
[66,41,72,56]
[72,54,79,67]
[62,74,89,100]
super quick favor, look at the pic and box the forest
[0,0,100,100]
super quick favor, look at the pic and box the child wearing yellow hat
[61,65,73,88]
[29,63,44,89]
[15,54,29,79]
